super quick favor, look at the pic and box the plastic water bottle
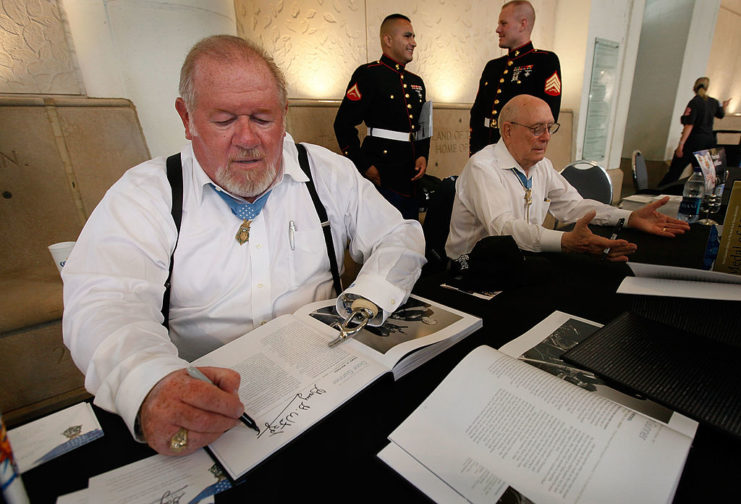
[677,169,705,223]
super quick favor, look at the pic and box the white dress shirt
[62,134,425,437]
[445,141,631,258]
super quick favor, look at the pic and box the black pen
[186,365,260,433]
[602,218,625,256]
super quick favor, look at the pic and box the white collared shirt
[62,134,425,437]
[445,141,630,258]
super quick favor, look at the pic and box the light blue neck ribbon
[509,168,532,190]
[212,185,272,221]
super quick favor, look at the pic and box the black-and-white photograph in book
[309,297,463,354]
[520,317,674,423]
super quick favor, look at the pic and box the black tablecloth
[22,224,738,503]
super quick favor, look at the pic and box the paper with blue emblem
[8,402,103,473]
[87,449,231,504]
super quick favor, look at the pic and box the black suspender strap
[163,153,183,329]
[296,143,343,296]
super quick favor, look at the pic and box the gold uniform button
[403,83,407,88]
[503,69,509,75]
[508,60,513,66]
[499,78,504,83]
[411,125,415,130]
[514,51,520,56]
[407,104,412,109]
[492,119,497,126]
[409,114,413,119]
[494,99,500,104]
[484,81,488,86]
[383,150,388,154]
[395,64,400,70]
[390,94,394,99]
[496,89,502,94]
[492,110,497,115]
[400,75,404,79]
[517,80,521,84]
[405,93,409,98]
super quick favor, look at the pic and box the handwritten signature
[259,384,327,438]
[157,485,187,504]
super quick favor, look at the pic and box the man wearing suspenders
[62,36,425,456]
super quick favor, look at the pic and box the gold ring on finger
[170,427,188,452]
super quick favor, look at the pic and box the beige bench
[0,96,149,426]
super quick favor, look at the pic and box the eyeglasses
[509,122,560,136]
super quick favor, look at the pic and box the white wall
[666,0,721,159]
[707,0,741,114]
[0,0,83,94]
[63,0,237,158]
[573,0,644,168]
[622,0,721,161]
[551,0,643,169]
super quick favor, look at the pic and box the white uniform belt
[368,127,414,142]
[484,117,498,128]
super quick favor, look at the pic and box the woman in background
[659,77,730,186]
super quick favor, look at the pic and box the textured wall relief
[0,0,83,94]
[366,0,502,103]
[235,0,367,100]
[233,0,555,104]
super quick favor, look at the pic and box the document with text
[194,295,481,480]
[381,345,693,504]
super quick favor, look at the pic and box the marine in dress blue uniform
[469,1,561,156]
[334,14,430,220]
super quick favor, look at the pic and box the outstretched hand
[628,196,690,237]
[139,366,244,456]
[561,211,637,262]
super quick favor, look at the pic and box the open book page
[377,443,470,504]
[617,277,741,300]
[194,314,388,479]
[387,346,693,504]
[379,442,537,504]
[56,488,88,504]
[627,262,741,283]
[295,295,482,379]
[499,311,698,437]
[619,262,741,300]
[87,449,230,504]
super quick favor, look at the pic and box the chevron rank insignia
[545,72,561,96]
[346,83,362,101]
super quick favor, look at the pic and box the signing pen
[186,366,260,433]
[602,217,625,256]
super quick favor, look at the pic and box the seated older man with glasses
[446,94,689,262]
